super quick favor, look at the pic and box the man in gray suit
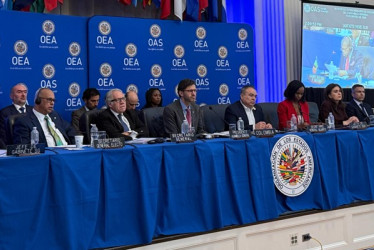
[71,88,100,133]
[163,78,205,136]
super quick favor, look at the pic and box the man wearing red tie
[163,78,205,136]
[338,36,364,79]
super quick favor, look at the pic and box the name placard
[307,124,327,133]
[94,137,125,149]
[170,133,196,143]
[253,129,276,138]
[229,130,251,140]
[349,122,368,130]
[6,143,46,156]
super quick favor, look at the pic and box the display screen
[302,1,374,88]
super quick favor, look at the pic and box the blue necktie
[19,107,25,113]
[118,114,130,132]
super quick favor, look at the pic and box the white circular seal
[271,135,314,197]
[174,45,185,58]
[42,20,55,35]
[151,64,162,78]
[196,26,206,39]
[69,82,80,97]
[100,63,112,78]
[98,21,111,35]
[218,46,228,59]
[239,64,249,77]
[150,24,161,38]
[197,64,207,78]
[69,42,81,57]
[125,43,137,57]
[14,40,28,56]
[126,84,138,93]
[42,64,55,79]
[238,28,248,41]
[219,83,229,96]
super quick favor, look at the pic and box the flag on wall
[13,0,34,10]
[132,0,137,6]
[160,0,170,19]
[198,0,208,20]
[185,0,199,20]
[207,0,218,21]
[119,0,131,5]
[153,0,160,8]
[44,0,63,11]
[174,0,185,20]
[221,0,226,22]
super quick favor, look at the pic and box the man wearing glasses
[13,88,76,146]
[163,78,205,136]
[96,88,147,140]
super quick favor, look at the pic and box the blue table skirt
[0,128,374,249]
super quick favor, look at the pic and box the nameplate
[170,133,196,143]
[349,122,368,130]
[6,143,46,156]
[229,130,251,140]
[94,137,125,149]
[253,129,276,138]
[307,124,327,133]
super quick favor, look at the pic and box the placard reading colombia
[271,135,314,197]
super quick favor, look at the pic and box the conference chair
[142,107,165,138]
[79,109,104,144]
[6,113,26,145]
[307,101,319,123]
[200,104,229,133]
[257,102,279,130]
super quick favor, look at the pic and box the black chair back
[79,109,104,144]
[308,101,319,123]
[6,113,26,145]
[257,102,279,130]
[142,107,165,138]
[200,104,229,133]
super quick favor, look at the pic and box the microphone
[208,106,231,129]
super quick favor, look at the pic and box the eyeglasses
[111,97,126,103]
[184,89,197,93]
[128,103,138,107]
[40,97,56,103]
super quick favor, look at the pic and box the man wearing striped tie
[12,88,76,146]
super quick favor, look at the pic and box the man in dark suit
[338,36,364,79]
[0,83,33,144]
[13,88,76,146]
[225,85,272,131]
[346,84,373,123]
[71,88,100,134]
[97,88,147,140]
[163,78,205,136]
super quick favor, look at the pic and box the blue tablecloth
[0,129,374,249]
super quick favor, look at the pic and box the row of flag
[0,0,226,22]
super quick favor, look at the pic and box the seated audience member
[319,83,359,126]
[277,80,310,130]
[97,88,147,140]
[71,88,100,133]
[224,85,272,131]
[142,88,163,109]
[13,88,76,146]
[125,90,140,111]
[0,83,33,144]
[163,79,205,135]
[346,84,373,123]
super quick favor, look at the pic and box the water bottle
[181,120,189,134]
[237,117,245,131]
[90,124,99,147]
[328,112,335,130]
[30,127,39,146]
[291,114,297,131]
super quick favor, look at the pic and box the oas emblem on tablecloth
[69,82,80,97]
[151,64,162,78]
[197,64,207,78]
[14,40,28,56]
[150,24,161,38]
[174,45,185,58]
[271,135,314,197]
[126,84,138,93]
[98,21,111,35]
[196,26,206,39]
[218,46,228,59]
[239,64,249,77]
[69,42,81,57]
[238,28,248,41]
[100,63,112,78]
[125,43,137,57]
[219,84,229,96]
[42,64,55,79]
[42,20,55,35]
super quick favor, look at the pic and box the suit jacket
[319,99,348,126]
[163,100,204,135]
[339,49,363,78]
[96,108,147,140]
[0,104,33,144]
[13,110,76,145]
[224,101,265,131]
[71,106,87,133]
[277,100,310,130]
[345,99,373,123]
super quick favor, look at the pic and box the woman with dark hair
[141,88,162,109]
[319,83,358,126]
[277,80,310,130]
